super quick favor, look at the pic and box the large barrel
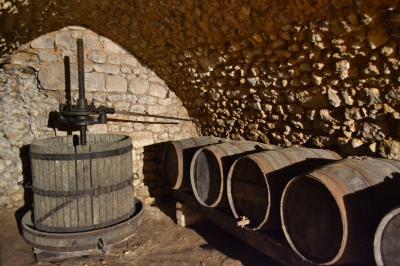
[30,134,135,233]
[281,158,400,265]
[190,141,276,208]
[163,136,223,190]
[374,207,400,266]
[227,148,341,230]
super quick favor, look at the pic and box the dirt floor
[0,200,278,266]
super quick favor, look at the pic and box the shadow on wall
[142,141,171,199]
[341,172,400,262]
[14,145,32,234]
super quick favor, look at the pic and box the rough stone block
[106,75,127,92]
[94,64,120,74]
[121,55,138,67]
[120,125,134,133]
[107,124,120,133]
[138,96,157,105]
[107,54,120,65]
[82,34,102,50]
[132,131,154,147]
[128,77,149,95]
[55,31,75,50]
[176,202,205,227]
[146,105,166,115]
[38,63,64,90]
[133,123,145,131]
[11,52,39,66]
[38,51,58,62]
[31,35,54,49]
[86,72,105,91]
[107,93,126,102]
[379,139,400,160]
[87,53,106,64]
[114,101,130,110]
[126,94,138,104]
[130,104,146,113]
[149,82,168,98]
[88,124,107,133]
[120,67,132,74]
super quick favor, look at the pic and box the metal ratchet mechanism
[58,39,115,145]
[57,38,191,146]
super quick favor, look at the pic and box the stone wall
[1,0,400,158]
[0,26,198,208]
[2,1,400,205]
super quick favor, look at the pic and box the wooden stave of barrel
[30,134,135,233]
[226,147,341,231]
[374,207,400,266]
[190,141,276,208]
[163,136,224,190]
[281,157,400,265]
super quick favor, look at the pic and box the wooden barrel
[163,136,223,190]
[374,207,400,266]
[281,157,400,265]
[227,148,341,230]
[30,134,135,233]
[190,141,276,208]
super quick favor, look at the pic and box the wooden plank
[126,144,134,213]
[82,144,92,226]
[68,138,78,228]
[124,148,130,214]
[98,135,106,226]
[32,155,44,226]
[47,145,57,227]
[31,157,38,223]
[42,145,51,227]
[112,140,119,221]
[91,135,100,227]
[76,145,86,227]
[173,191,313,266]
[118,138,125,219]
[54,144,64,228]
[61,138,70,228]
[119,147,125,216]
[104,134,112,223]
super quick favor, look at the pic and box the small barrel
[281,158,400,265]
[374,207,400,266]
[30,134,135,233]
[190,141,276,208]
[227,148,341,230]
[163,136,223,190]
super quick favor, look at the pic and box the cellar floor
[0,199,278,266]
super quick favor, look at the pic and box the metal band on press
[30,145,133,161]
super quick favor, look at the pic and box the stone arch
[0,26,197,207]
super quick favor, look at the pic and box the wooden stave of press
[226,147,341,231]
[163,136,223,190]
[190,141,276,208]
[30,134,135,233]
[281,158,400,265]
[374,207,400,266]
